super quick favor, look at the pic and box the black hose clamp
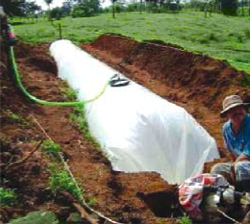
[109,74,130,87]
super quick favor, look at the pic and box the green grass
[3,109,28,125]
[69,105,100,148]
[13,11,250,73]
[87,197,97,206]
[42,139,61,157]
[0,187,17,206]
[59,84,100,148]
[60,87,78,101]
[177,214,192,224]
[10,210,59,224]
[48,164,82,199]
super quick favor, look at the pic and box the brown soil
[83,34,250,155]
[0,41,178,224]
[1,34,249,223]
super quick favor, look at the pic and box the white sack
[50,39,220,184]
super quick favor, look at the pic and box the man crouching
[211,95,250,192]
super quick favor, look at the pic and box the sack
[179,173,229,221]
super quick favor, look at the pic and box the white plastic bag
[50,39,220,184]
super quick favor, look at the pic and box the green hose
[10,46,109,106]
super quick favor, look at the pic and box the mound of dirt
[83,34,250,153]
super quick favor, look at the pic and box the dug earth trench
[82,34,250,155]
[1,41,179,224]
[1,34,249,223]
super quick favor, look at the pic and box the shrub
[49,165,81,199]
[42,139,61,155]
[0,187,17,206]
[243,28,250,39]
[71,2,97,18]
[177,213,192,224]
[208,33,219,41]
[220,0,238,16]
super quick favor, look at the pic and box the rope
[217,208,242,224]
[10,46,109,107]
[8,25,124,224]
[32,115,124,224]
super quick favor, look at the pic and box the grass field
[13,11,250,73]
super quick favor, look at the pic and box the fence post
[58,23,62,39]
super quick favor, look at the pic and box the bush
[49,165,81,199]
[220,0,238,16]
[208,33,219,41]
[71,1,99,18]
[243,28,250,39]
[42,139,61,155]
[115,4,122,13]
[0,187,17,206]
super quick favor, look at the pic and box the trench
[3,34,250,223]
[50,39,220,184]
[82,34,250,153]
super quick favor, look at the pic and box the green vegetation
[60,87,78,101]
[72,0,100,18]
[69,105,100,148]
[13,12,250,73]
[10,210,59,224]
[0,187,17,206]
[3,109,28,125]
[177,214,192,224]
[87,197,97,206]
[60,85,100,148]
[48,164,82,199]
[42,139,61,155]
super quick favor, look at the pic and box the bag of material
[50,39,219,184]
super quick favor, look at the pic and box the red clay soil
[0,41,179,224]
[1,34,250,223]
[83,34,250,155]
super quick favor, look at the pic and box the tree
[62,0,73,16]
[140,0,143,13]
[23,2,41,15]
[71,0,100,17]
[249,0,250,15]
[50,7,63,19]
[111,0,117,18]
[219,0,238,15]
[44,0,53,10]
[44,0,53,20]
[1,0,25,16]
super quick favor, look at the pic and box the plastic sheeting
[50,39,220,184]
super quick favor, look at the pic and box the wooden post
[112,1,115,18]
[248,0,250,15]
[58,23,62,39]
[242,0,244,16]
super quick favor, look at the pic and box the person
[0,7,8,37]
[211,95,250,192]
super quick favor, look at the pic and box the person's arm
[222,128,233,160]
[231,131,250,181]
[222,128,237,182]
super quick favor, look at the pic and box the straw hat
[220,95,250,118]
